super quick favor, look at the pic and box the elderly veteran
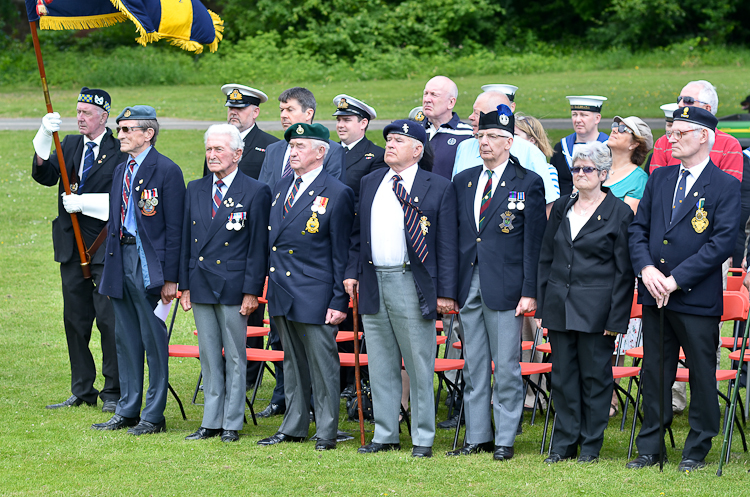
[450,105,546,460]
[536,142,635,463]
[628,107,740,471]
[345,120,458,458]
[94,105,186,435]
[179,124,271,442]
[257,123,354,451]
[33,87,126,412]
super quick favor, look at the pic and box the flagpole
[29,20,91,279]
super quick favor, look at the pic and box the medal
[226,212,246,231]
[508,192,517,210]
[517,192,525,211]
[138,199,145,208]
[419,216,430,236]
[306,212,320,233]
[312,196,329,216]
[500,211,515,233]
[140,188,158,216]
[691,198,709,233]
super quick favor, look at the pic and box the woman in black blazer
[535,142,635,463]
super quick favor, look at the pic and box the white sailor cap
[408,106,426,123]
[659,103,679,122]
[221,84,268,108]
[332,94,377,120]
[481,84,519,101]
[566,95,607,113]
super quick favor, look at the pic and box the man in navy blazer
[95,105,186,435]
[627,107,741,471]
[450,106,546,461]
[345,120,458,458]
[179,124,271,443]
[257,123,354,451]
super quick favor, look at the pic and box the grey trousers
[275,317,340,441]
[193,303,248,431]
[459,268,523,447]
[362,267,437,447]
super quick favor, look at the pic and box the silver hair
[204,123,243,151]
[309,138,330,159]
[572,142,612,179]
[676,123,716,149]
[138,119,159,146]
[686,80,719,115]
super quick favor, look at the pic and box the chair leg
[191,369,203,406]
[628,379,642,459]
[246,395,258,426]
[168,382,187,421]
[540,393,554,454]
[451,370,465,450]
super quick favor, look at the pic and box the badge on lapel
[691,198,709,234]
[223,197,235,208]
[140,188,158,216]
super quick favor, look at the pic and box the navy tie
[78,142,95,192]
[671,169,690,224]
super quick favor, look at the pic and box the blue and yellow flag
[26,0,223,53]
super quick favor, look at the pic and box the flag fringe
[39,13,127,31]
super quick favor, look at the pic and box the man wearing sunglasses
[32,87,126,414]
[649,80,743,182]
[94,105,186,435]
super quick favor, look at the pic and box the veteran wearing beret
[32,87,126,412]
[94,105,186,435]
[257,123,354,451]
[627,107,740,471]
[345,120,458,458]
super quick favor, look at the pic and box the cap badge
[499,114,510,126]
[681,107,690,118]
[94,95,103,106]
[296,124,304,135]
[123,109,131,118]
[229,89,242,101]
[338,98,349,110]
[402,123,409,133]
[414,111,425,123]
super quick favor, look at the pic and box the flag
[26,0,224,53]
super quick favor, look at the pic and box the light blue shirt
[123,146,152,236]
[452,138,560,204]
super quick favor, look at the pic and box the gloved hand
[61,193,110,221]
[32,112,62,160]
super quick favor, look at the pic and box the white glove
[61,193,110,221]
[32,112,62,160]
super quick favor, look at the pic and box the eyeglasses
[570,166,598,174]
[116,126,145,134]
[669,128,699,140]
[475,132,510,141]
[611,123,633,134]
[677,96,709,106]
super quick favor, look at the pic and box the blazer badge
[500,211,515,233]
[691,198,709,234]
[140,188,158,216]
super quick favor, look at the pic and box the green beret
[284,122,330,143]
[116,105,157,123]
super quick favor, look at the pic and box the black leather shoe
[257,432,305,445]
[101,400,117,413]
[447,441,494,456]
[577,455,599,463]
[437,413,464,430]
[46,395,96,409]
[340,384,356,399]
[678,458,706,471]
[257,403,285,418]
[493,445,514,461]
[544,453,571,464]
[92,414,139,431]
[412,446,433,458]
[315,439,336,450]
[626,454,665,469]
[357,442,401,454]
[127,419,166,436]
[221,430,240,443]
[185,427,221,440]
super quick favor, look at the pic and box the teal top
[606,166,648,201]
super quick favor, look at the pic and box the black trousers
[549,329,615,458]
[59,259,119,403]
[636,306,720,460]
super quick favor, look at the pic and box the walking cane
[352,294,366,446]
[717,308,750,476]
[659,306,665,472]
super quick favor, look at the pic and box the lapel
[87,129,115,181]
[345,138,367,168]
[202,174,245,248]
[198,175,214,230]
[463,167,482,236]
[666,163,711,233]
[269,174,294,246]
[560,194,577,242]
[409,168,432,213]
[572,189,616,241]
[480,162,518,235]
[279,169,329,232]
[68,138,84,182]
[658,166,680,230]
[132,148,158,204]
[241,126,259,159]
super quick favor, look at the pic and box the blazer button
[471,262,474,266]
[224,242,229,246]
[286,271,291,276]
[663,240,668,245]
[194,239,198,243]
[216,260,221,264]
[369,261,373,264]
[566,284,570,288]
[268,226,272,231]
[193,221,196,225]
[272,246,277,251]
[199,256,204,261]
[289,250,293,254]
[109,252,113,256]
[660,258,665,263]
[270,267,275,272]
[567,264,571,269]
[476,237,481,242]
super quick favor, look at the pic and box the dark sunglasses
[116,126,145,134]
[611,123,633,134]
[570,166,598,174]
[677,96,708,106]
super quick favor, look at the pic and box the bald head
[423,76,459,126]
[469,91,513,134]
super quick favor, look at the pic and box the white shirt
[342,136,364,151]
[240,124,254,141]
[672,156,710,207]
[213,167,238,200]
[371,164,419,266]
[474,161,507,230]
[78,130,106,178]
[566,207,591,240]
[285,165,323,208]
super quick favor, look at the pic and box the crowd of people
[31,77,750,470]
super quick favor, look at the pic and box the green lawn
[0,123,748,496]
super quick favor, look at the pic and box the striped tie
[78,142,95,192]
[282,154,293,178]
[478,170,493,230]
[212,179,225,218]
[392,174,428,263]
[284,177,303,217]
[120,159,135,236]
[671,169,690,224]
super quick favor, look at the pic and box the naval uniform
[550,132,609,197]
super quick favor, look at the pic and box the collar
[129,145,152,167]
[427,112,461,131]
[240,124,255,141]
[294,164,324,183]
[385,163,419,183]
[483,158,509,178]
[680,155,710,179]
[85,129,106,148]
[213,167,239,189]
[343,135,365,150]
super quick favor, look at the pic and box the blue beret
[116,105,157,123]
[383,119,427,145]
[673,106,718,131]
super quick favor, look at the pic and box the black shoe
[447,441,494,456]
[437,413,464,430]
[91,414,139,431]
[626,454,665,469]
[101,400,117,413]
[358,442,401,454]
[46,395,96,409]
[340,384,356,399]
[257,432,305,446]
[678,458,706,471]
[185,427,221,440]
[577,455,599,463]
[493,445,514,461]
[315,439,336,451]
[127,419,166,436]
[221,430,240,443]
[544,453,570,464]
[309,410,315,422]
[257,403,285,418]
[412,446,432,458]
